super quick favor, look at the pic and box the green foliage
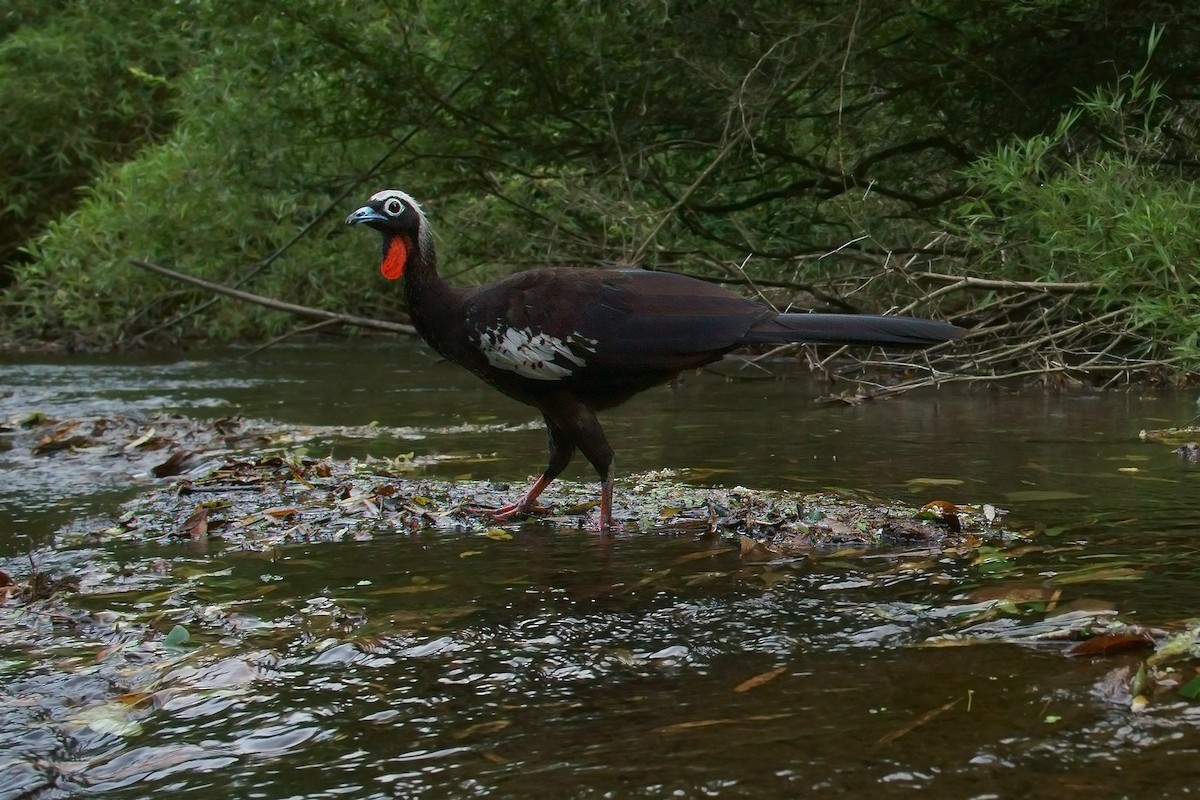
[960,28,1200,362]
[0,0,193,270]
[3,0,1200,372]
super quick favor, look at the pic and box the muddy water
[2,342,1199,798]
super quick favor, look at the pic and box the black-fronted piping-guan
[346,189,962,530]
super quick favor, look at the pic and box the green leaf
[1178,676,1200,700]
[162,624,190,648]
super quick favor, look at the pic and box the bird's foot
[591,516,621,534]
[466,502,549,521]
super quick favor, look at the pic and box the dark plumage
[347,189,962,530]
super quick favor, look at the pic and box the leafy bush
[0,1,193,273]
[958,29,1200,367]
[4,1,1200,380]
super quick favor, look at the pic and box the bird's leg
[478,416,574,520]
[487,473,554,520]
[596,460,616,531]
[521,396,617,531]
[569,412,617,532]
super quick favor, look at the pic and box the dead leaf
[32,421,91,455]
[878,697,961,746]
[918,500,961,533]
[968,585,1056,604]
[152,449,195,478]
[453,720,511,740]
[124,427,158,451]
[657,712,793,733]
[905,477,965,492]
[369,583,449,595]
[759,571,792,587]
[1066,629,1156,658]
[739,535,777,562]
[1051,566,1142,585]
[181,506,209,540]
[672,548,730,565]
[733,665,788,693]
[559,500,599,515]
[263,506,298,519]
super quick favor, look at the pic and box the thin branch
[915,272,1099,293]
[128,259,416,336]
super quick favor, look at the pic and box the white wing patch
[477,326,597,380]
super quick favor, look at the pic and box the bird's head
[345,189,430,281]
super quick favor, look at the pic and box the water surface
[1,342,1198,798]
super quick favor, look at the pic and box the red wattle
[381,237,408,280]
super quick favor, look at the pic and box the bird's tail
[741,313,963,347]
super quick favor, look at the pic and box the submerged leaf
[1065,629,1156,658]
[162,625,191,648]
[672,548,730,565]
[656,713,793,733]
[1004,490,1089,502]
[905,478,964,492]
[733,665,788,693]
[453,720,512,740]
[1050,566,1142,585]
[369,583,449,595]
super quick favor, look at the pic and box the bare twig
[914,272,1099,293]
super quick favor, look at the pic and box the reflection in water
[1,344,1200,797]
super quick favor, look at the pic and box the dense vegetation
[3,1,1199,382]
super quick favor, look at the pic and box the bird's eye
[383,198,404,216]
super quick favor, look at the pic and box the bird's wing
[574,269,770,368]
[462,268,768,376]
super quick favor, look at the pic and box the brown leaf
[32,421,91,455]
[262,506,298,519]
[739,535,777,562]
[1051,566,1142,586]
[968,584,1056,604]
[733,665,788,693]
[152,449,195,478]
[1066,629,1157,658]
[919,500,961,533]
[657,712,793,733]
[181,506,209,540]
[672,548,731,565]
[878,698,961,746]
[369,583,449,595]
[453,720,511,740]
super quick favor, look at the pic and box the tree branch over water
[128,259,416,337]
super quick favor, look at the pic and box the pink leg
[485,473,555,520]
[597,467,615,532]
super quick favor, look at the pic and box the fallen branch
[128,259,416,336]
[914,272,1098,294]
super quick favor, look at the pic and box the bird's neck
[393,235,463,352]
